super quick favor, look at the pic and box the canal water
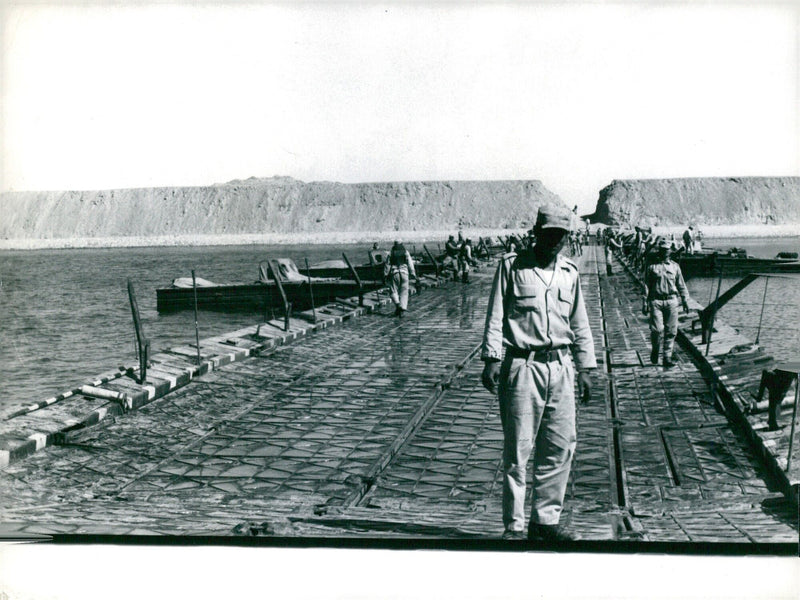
[0,242,423,414]
[0,237,798,414]
[683,236,800,363]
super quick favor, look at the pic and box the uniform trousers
[649,297,679,359]
[388,266,410,310]
[498,353,576,532]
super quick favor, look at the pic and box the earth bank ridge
[591,176,800,229]
[0,177,562,241]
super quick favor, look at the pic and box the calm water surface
[684,236,800,364]
[1,237,798,414]
[0,242,422,414]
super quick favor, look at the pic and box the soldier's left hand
[578,371,592,404]
[482,361,501,395]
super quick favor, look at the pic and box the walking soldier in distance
[682,226,695,255]
[458,239,476,284]
[481,205,596,541]
[384,240,418,318]
[643,238,691,368]
[444,234,460,281]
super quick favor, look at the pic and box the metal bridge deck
[0,245,796,546]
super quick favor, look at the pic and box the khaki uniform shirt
[481,252,597,371]
[644,259,688,302]
[384,250,416,279]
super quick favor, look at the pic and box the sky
[1,1,798,216]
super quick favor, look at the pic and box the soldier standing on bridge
[604,230,623,276]
[458,239,477,284]
[384,241,418,318]
[444,234,460,281]
[481,205,596,541]
[643,238,691,368]
[682,226,695,255]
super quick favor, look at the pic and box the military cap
[534,205,572,231]
[657,238,672,249]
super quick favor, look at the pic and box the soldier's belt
[651,293,678,300]
[506,347,567,363]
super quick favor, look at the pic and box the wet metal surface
[0,247,797,544]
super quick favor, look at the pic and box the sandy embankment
[0,228,522,251]
[1,224,798,251]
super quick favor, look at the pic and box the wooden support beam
[268,259,292,331]
[342,252,364,306]
[699,273,759,344]
[127,279,149,383]
[423,245,441,283]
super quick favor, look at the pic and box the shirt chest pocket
[510,281,539,312]
[556,285,574,316]
[657,269,674,290]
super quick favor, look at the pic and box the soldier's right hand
[642,301,649,315]
[482,361,501,394]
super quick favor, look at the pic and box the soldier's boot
[462,271,470,284]
[663,333,677,368]
[528,522,580,542]
[649,332,661,365]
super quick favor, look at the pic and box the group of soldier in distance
[383,205,698,541]
[380,232,487,318]
[601,225,696,369]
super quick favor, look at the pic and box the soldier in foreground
[481,205,596,541]
[642,238,691,368]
